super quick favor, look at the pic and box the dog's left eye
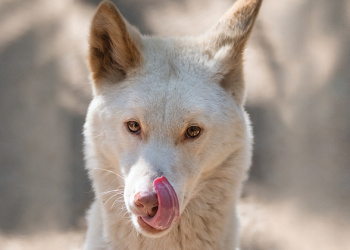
[127,121,141,133]
[186,126,201,138]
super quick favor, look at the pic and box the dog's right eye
[186,126,201,138]
[126,121,141,133]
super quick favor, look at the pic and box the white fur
[84,1,260,248]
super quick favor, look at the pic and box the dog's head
[85,0,261,238]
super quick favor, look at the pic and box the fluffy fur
[83,0,262,249]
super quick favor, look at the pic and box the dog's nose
[134,191,159,217]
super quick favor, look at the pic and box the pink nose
[134,191,159,217]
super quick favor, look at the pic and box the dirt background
[0,0,349,249]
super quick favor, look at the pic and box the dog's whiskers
[92,168,124,180]
[116,204,129,218]
[99,186,125,196]
[121,210,129,219]
[98,186,126,211]
[103,193,120,208]
[111,197,125,209]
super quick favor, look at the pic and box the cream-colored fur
[84,0,262,249]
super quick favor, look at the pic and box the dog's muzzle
[134,176,179,230]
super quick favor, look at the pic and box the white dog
[83,0,262,249]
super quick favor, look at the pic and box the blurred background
[0,0,349,249]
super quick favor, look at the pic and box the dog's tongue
[142,176,179,230]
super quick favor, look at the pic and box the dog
[83,0,262,249]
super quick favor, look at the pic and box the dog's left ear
[202,0,262,105]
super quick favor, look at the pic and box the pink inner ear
[141,176,179,230]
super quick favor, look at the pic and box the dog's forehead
[134,39,224,118]
[141,37,212,75]
[102,38,235,130]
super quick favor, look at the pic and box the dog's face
[85,0,261,238]
[88,48,244,236]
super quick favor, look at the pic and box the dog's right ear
[89,0,142,87]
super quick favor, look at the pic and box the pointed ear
[203,0,262,105]
[88,0,142,86]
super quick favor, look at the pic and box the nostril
[149,206,158,217]
[134,191,159,217]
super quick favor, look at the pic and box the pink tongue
[141,176,179,230]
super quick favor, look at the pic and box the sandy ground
[0,230,85,250]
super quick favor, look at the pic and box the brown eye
[127,121,141,133]
[186,126,201,138]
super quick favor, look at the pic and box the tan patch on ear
[89,0,142,84]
